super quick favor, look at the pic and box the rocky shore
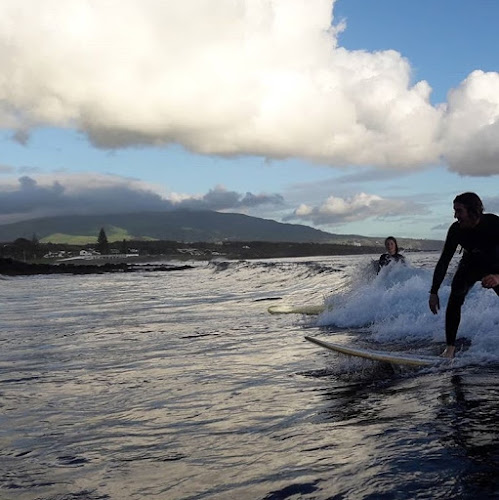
[0,258,194,276]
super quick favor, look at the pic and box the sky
[1,0,499,240]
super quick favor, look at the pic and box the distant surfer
[377,236,405,273]
[429,192,499,358]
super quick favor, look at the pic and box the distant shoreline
[1,242,441,276]
[2,238,443,266]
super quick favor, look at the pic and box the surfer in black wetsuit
[377,236,405,273]
[429,192,499,358]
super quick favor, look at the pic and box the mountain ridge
[0,210,443,250]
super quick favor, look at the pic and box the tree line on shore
[1,227,385,262]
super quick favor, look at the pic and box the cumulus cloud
[169,185,284,211]
[440,71,499,176]
[0,174,167,222]
[0,175,283,223]
[286,192,424,226]
[0,1,498,175]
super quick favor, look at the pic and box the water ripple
[2,255,499,499]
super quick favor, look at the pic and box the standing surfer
[428,192,499,358]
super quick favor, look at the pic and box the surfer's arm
[428,293,440,314]
[429,227,458,314]
[377,254,389,274]
[430,227,458,295]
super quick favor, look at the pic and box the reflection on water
[434,372,499,499]
[1,255,499,499]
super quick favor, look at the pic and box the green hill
[0,210,443,250]
[0,210,342,244]
[38,225,139,244]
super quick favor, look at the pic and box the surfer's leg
[446,294,465,346]
[446,265,477,346]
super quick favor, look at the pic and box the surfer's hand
[482,274,499,289]
[429,293,440,314]
[440,345,455,359]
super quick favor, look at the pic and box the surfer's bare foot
[440,346,455,359]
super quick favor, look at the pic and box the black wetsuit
[378,253,405,273]
[430,213,499,346]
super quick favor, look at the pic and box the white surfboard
[268,304,326,315]
[305,336,443,367]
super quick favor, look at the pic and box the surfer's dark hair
[453,192,484,220]
[384,236,399,253]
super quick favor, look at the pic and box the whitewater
[2,252,499,499]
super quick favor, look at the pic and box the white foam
[319,261,499,357]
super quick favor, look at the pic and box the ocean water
[2,253,499,500]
